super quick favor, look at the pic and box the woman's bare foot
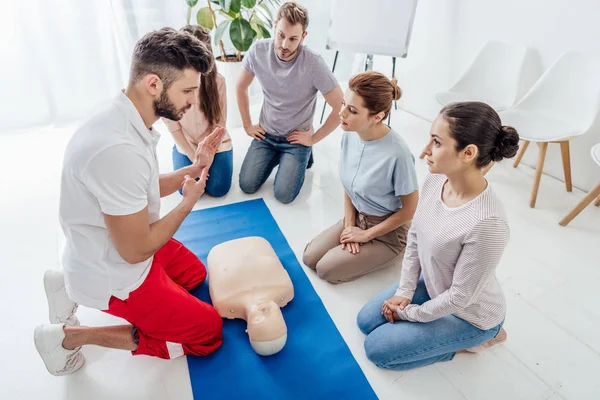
[464,328,507,353]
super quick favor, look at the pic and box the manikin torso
[207,236,294,355]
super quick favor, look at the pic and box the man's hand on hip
[287,127,313,146]
[244,124,266,140]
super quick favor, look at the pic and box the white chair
[500,51,600,208]
[559,143,600,226]
[436,41,535,111]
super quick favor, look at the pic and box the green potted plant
[186,0,281,61]
[184,0,281,127]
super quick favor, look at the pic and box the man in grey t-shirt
[236,1,343,204]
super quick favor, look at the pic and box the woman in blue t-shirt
[303,71,419,283]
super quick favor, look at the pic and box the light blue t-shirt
[242,39,338,137]
[339,129,419,217]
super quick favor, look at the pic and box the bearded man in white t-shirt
[34,27,226,376]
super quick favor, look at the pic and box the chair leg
[595,195,600,207]
[320,50,339,124]
[482,161,495,176]
[559,140,572,192]
[559,181,600,226]
[513,140,530,168]
[530,142,548,208]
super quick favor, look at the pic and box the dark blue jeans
[356,279,503,370]
[172,146,233,197]
[239,134,311,204]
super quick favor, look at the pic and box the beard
[153,89,190,121]
[278,48,297,61]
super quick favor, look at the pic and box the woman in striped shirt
[357,102,520,370]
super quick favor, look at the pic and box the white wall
[389,0,600,191]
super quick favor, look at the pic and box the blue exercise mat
[174,199,377,400]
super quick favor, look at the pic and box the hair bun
[493,125,520,161]
[390,77,402,101]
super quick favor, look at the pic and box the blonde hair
[277,2,309,31]
[348,71,402,120]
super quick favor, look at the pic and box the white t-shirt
[59,92,161,310]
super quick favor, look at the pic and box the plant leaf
[214,20,231,46]
[197,7,215,30]
[241,0,257,7]
[249,15,262,38]
[229,0,241,14]
[259,2,274,22]
[218,9,236,20]
[256,8,273,28]
[186,0,199,7]
[219,0,231,13]
[230,17,257,52]
[249,14,261,31]
[258,24,271,38]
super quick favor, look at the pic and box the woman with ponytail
[164,25,233,197]
[357,101,520,370]
[303,71,419,283]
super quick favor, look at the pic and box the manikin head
[274,2,308,61]
[246,300,287,356]
[339,71,402,134]
[128,27,214,121]
[423,102,520,176]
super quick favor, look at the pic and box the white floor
[1,106,600,400]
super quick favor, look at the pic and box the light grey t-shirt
[243,39,338,137]
[339,129,419,217]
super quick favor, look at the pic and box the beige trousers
[303,213,409,283]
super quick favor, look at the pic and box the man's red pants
[105,239,223,359]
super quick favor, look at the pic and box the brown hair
[277,2,309,31]
[440,102,520,168]
[130,27,213,90]
[348,71,402,121]
[180,25,223,127]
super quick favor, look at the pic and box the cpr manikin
[207,237,294,356]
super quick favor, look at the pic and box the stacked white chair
[559,143,600,226]
[500,51,600,208]
[436,41,535,111]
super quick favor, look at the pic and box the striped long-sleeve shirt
[395,173,508,330]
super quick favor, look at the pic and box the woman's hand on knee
[341,241,360,254]
[340,226,371,244]
[381,296,411,322]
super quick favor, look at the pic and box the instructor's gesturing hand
[182,167,209,202]
[195,127,226,169]
[245,124,266,140]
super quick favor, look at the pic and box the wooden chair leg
[530,142,548,208]
[513,140,530,168]
[482,161,495,176]
[595,195,600,207]
[559,141,573,192]
[559,181,600,226]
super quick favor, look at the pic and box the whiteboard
[326,0,419,58]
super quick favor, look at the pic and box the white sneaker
[34,324,85,376]
[44,270,79,326]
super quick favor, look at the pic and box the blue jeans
[239,134,311,204]
[172,146,233,197]
[356,279,503,370]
